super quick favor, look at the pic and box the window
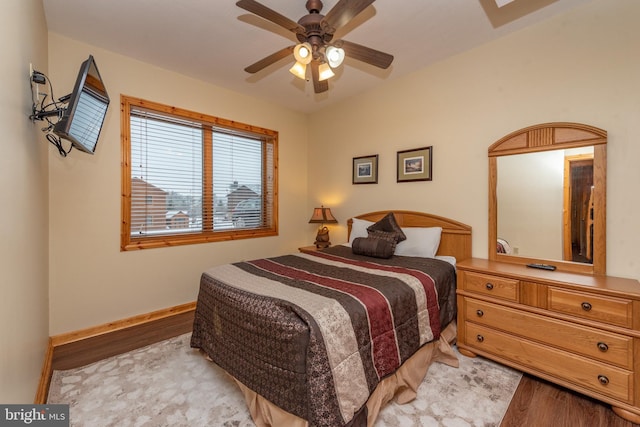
[121,96,278,250]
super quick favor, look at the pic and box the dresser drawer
[461,271,518,301]
[548,288,633,328]
[463,298,633,369]
[464,323,633,403]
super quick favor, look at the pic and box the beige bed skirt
[231,321,459,427]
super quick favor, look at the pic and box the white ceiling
[42,0,592,114]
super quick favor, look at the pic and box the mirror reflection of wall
[497,146,594,263]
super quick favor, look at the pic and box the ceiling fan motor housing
[297,0,334,56]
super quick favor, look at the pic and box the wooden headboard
[347,210,472,262]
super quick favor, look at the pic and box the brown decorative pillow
[366,212,407,243]
[352,237,396,259]
[367,229,399,245]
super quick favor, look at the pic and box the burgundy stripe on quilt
[249,258,401,378]
[307,250,442,340]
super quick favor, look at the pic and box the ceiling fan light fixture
[289,61,307,80]
[293,42,313,65]
[317,63,335,81]
[236,0,395,93]
[325,46,345,68]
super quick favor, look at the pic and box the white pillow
[394,227,442,258]
[348,218,374,245]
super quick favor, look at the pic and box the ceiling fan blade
[340,39,393,69]
[236,0,305,33]
[310,61,329,94]
[322,0,376,33]
[244,46,294,74]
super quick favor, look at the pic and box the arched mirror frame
[488,122,607,275]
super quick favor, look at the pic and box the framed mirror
[488,123,607,275]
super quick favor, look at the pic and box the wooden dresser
[456,258,640,423]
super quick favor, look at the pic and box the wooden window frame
[120,95,278,251]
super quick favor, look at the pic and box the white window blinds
[121,96,277,250]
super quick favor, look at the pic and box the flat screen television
[53,55,110,154]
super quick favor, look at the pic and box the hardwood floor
[501,374,639,427]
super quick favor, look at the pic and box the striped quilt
[190,245,457,427]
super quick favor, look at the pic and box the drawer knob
[476,309,484,317]
[598,375,609,386]
[581,302,592,311]
[597,342,609,352]
[476,334,484,342]
[485,283,494,290]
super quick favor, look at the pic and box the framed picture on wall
[352,154,378,184]
[397,146,432,182]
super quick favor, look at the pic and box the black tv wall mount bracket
[29,70,68,122]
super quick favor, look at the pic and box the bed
[191,210,472,427]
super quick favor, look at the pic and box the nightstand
[298,245,321,253]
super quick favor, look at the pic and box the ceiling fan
[236,0,394,93]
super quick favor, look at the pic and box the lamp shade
[317,63,335,81]
[325,46,345,68]
[293,43,313,65]
[308,206,337,224]
[289,62,307,80]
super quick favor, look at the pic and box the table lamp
[308,206,338,248]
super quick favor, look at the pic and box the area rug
[48,333,522,426]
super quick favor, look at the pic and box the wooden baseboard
[34,339,54,404]
[34,302,196,404]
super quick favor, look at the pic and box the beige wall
[0,0,49,402]
[309,0,640,280]
[47,34,310,334]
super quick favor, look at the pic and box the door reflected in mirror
[497,147,594,264]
